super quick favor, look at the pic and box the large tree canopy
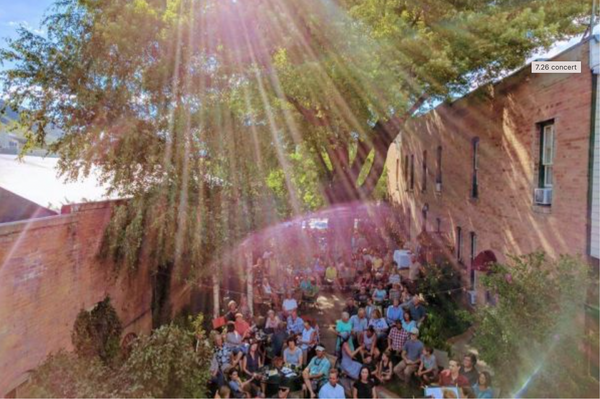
[0,0,591,270]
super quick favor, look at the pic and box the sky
[0,0,54,45]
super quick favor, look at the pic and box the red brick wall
[386,42,593,299]
[0,200,191,396]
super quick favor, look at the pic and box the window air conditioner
[534,188,552,205]
[435,182,442,193]
[467,290,477,306]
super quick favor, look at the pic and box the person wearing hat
[393,327,424,384]
[302,346,331,398]
[226,300,239,322]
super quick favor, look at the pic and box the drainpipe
[587,34,599,259]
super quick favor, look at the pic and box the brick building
[386,36,600,305]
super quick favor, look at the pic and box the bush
[417,261,471,353]
[472,253,595,397]
[71,297,123,366]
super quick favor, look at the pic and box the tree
[472,253,597,398]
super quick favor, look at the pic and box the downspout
[587,33,599,259]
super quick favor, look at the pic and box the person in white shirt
[282,291,298,317]
[318,370,346,398]
[409,255,421,281]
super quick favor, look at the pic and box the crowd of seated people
[208,235,494,399]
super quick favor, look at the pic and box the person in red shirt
[234,313,251,338]
[438,359,470,387]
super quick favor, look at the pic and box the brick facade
[0,200,191,396]
[386,41,595,301]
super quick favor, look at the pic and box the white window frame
[542,124,555,188]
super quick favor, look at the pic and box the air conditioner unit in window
[467,290,477,306]
[534,188,553,205]
[435,182,442,193]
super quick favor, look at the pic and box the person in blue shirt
[302,346,331,398]
[473,371,494,398]
[287,310,304,336]
[386,298,404,325]
[318,369,346,398]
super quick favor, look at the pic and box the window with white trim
[539,122,555,188]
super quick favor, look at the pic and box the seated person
[388,283,402,303]
[283,337,303,368]
[353,367,377,399]
[371,282,387,306]
[374,351,393,385]
[343,297,359,317]
[282,292,298,317]
[265,309,281,333]
[318,370,345,399]
[228,368,255,398]
[339,333,363,380]
[368,309,389,340]
[350,308,368,340]
[360,326,380,360]
[401,294,427,327]
[299,319,318,362]
[234,313,251,338]
[416,346,438,385]
[387,319,409,360]
[325,264,340,289]
[225,322,247,354]
[460,353,480,387]
[473,371,494,399]
[226,300,239,322]
[302,346,331,398]
[242,342,263,380]
[386,298,404,326]
[286,309,304,336]
[393,328,423,384]
[354,286,370,306]
[401,311,416,335]
[388,263,401,286]
[438,358,470,387]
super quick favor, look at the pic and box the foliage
[417,261,471,353]
[119,323,212,398]
[25,351,117,398]
[71,297,123,366]
[27,314,213,398]
[472,253,594,397]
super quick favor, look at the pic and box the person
[353,366,377,399]
[282,292,298,316]
[387,319,409,360]
[350,308,369,343]
[302,346,331,398]
[228,369,254,398]
[211,334,231,388]
[265,310,281,332]
[417,346,438,386]
[344,297,359,317]
[365,298,376,320]
[283,337,303,368]
[460,353,479,387]
[388,268,401,287]
[235,313,251,338]
[368,309,389,340]
[372,282,387,306]
[242,342,263,380]
[354,286,370,307]
[215,385,231,399]
[388,283,402,302]
[226,301,239,322]
[318,370,345,398]
[393,327,423,383]
[287,309,304,336]
[374,351,393,385]
[225,322,245,352]
[408,255,421,282]
[438,359,470,387]
[401,311,416,334]
[400,294,426,327]
[270,322,288,358]
[472,371,493,399]
[274,381,292,399]
[340,333,363,380]
[325,264,339,290]
[239,295,251,320]
[386,298,404,325]
[360,326,380,360]
[299,319,318,363]
[335,312,354,352]
[263,278,279,307]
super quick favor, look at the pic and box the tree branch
[285,96,330,127]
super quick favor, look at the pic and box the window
[436,145,442,190]
[436,217,441,233]
[470,232,477,289]
[404,155,409,191]
[456,226,463,262]
[422,203,429,232]
[539,122,555,188]
[422,150,428,192]
[471,137,479,199]
[410,154,415,191]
